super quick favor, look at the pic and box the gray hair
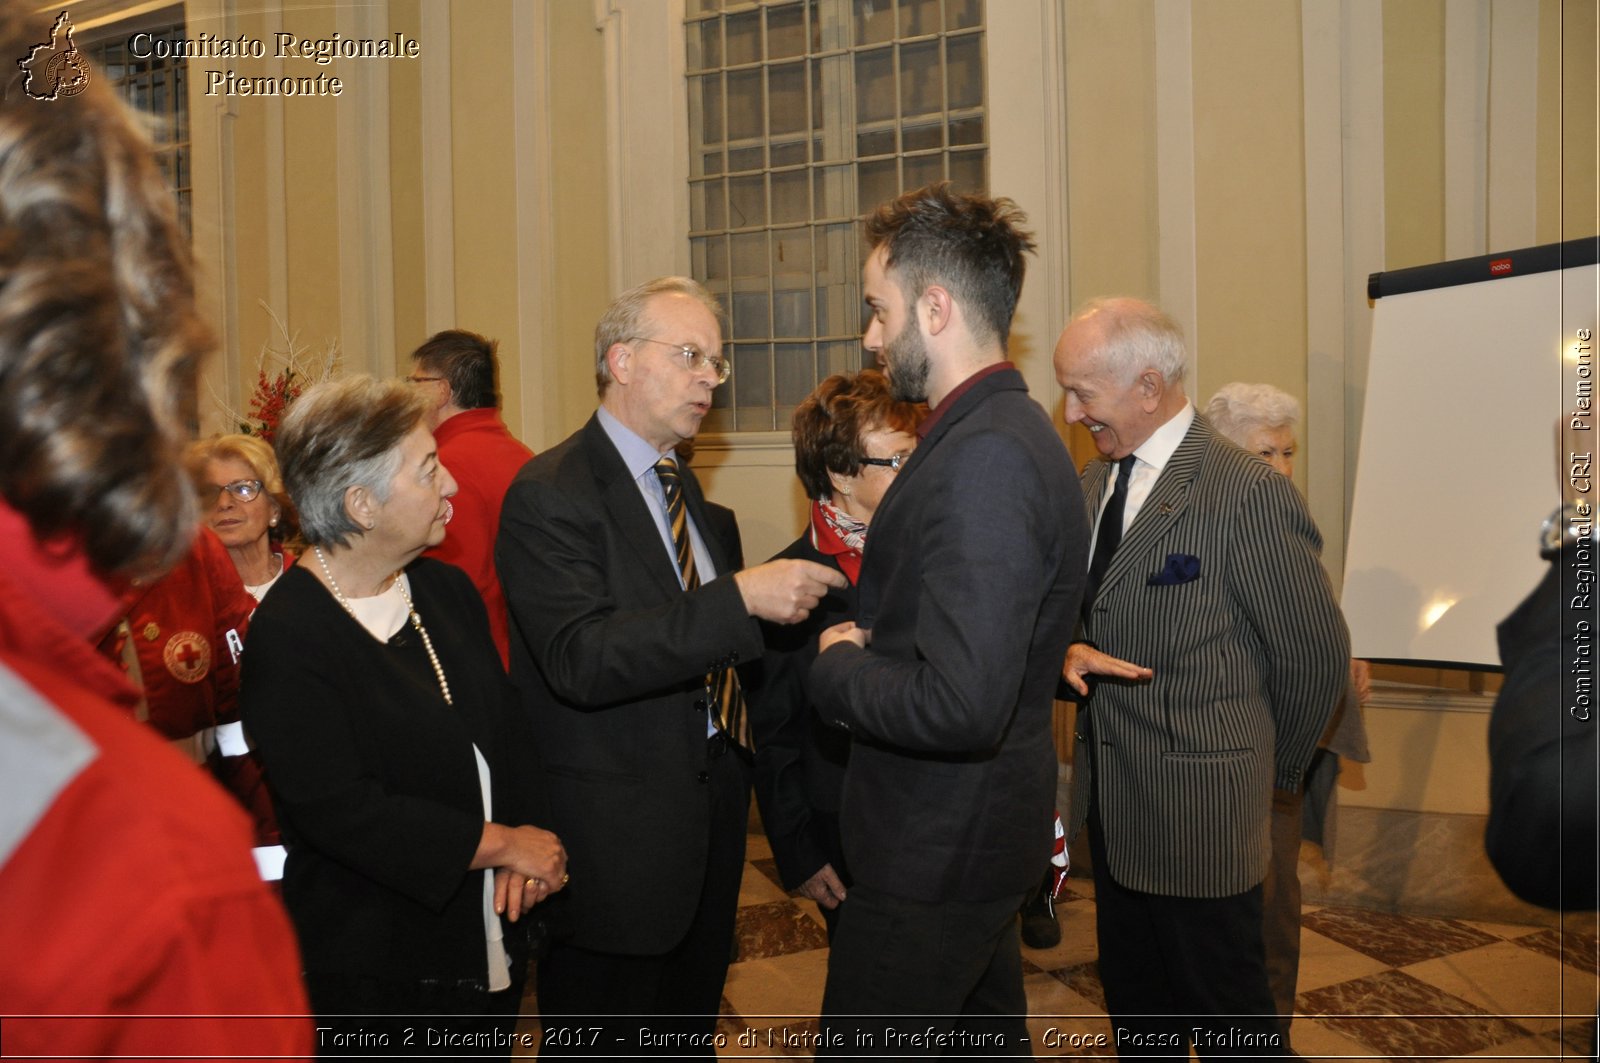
[1205,381,1301,446]
[1073,296,1187,386]
[593,276,723,397]
[275,375,430,548]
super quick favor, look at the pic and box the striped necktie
[654,457,751,750]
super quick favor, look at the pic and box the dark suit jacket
[809,367,1087,904]
[1067,413,1349,898]
[496,414,763,955]
[242,559,533,983]
[1486,549,1599,910]
[750,531,854,890]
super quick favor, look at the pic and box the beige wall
[1063,1,1159,308]
[1384,0,1448,270]
[1190,1,1309,420]
[1062,0,1158,464]
[185,0,608,449]
[445,2,519,426]
[388,0,426,362]
[544,0,612,444]
[1551,0,1600,241]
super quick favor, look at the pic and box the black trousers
[536,742,750,1058]
[819,882,1031,1059]
[1087,801,1283,1061]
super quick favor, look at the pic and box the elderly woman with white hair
[1204,381,1371,1036]
[241,375,566,1053]
[1205,381,1302,479]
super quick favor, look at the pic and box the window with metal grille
[686,0,986,432]
[87,28,191,234]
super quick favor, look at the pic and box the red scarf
[810,500,866,585]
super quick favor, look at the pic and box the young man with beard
[808,185,1088,1055]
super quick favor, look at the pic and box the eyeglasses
[405,374,445,385]
[631,337,731,385]
[198,479,264,504]
[858,452,908,472]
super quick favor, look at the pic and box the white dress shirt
[1089,400,1196,558]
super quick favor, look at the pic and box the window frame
[79,6,193,235]
[597,0,1068,449]
[683,0,989,433]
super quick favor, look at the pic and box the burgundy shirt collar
[917,361,1014,439]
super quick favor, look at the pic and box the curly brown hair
[0,9,212,578]
[792,369,923,501]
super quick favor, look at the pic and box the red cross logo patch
[163,631,211,684]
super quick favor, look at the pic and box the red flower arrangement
[241,367,304,445]
[213,304,340,443]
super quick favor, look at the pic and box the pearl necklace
[313,546,453,706]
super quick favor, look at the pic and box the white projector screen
[1343,239,1598,668]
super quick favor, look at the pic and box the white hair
[1072,296,1187,386]
[1205,381,1301,446]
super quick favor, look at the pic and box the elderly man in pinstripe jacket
[1055,297,1348,1060]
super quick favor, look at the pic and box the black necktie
[654,457,751,750]
[1085,455,1136,609]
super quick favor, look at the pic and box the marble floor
[519,830,1599,1060]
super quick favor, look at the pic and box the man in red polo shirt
[411,329,535,668]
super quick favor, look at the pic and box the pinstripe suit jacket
[1066,413,1348,898]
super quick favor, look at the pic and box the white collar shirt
[1090,400,1196,556]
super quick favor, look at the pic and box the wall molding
[260,4,287,337]
[513,0,557,447]
[1367,683,1495,715]
[1154,0,1199,382]
[1443,0,1491,259]
[595,0,690,295]
[1340,0,1386,543]
[987,0,1070,404]
[420,0,455,335]
[334,1,394,377]
[1486,0,1540,252]
[1303,0,1348,577]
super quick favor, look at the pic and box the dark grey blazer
[1067,412,1349,898]
[810,366,1088,904]
[496,414,762,955]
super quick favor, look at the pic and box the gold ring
[561,873,570,886]
[526,878,541,889]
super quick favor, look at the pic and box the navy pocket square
[1148,553,1201,586]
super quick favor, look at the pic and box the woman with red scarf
[751,369,921,936]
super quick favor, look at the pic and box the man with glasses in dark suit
[497,276,844,1054]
